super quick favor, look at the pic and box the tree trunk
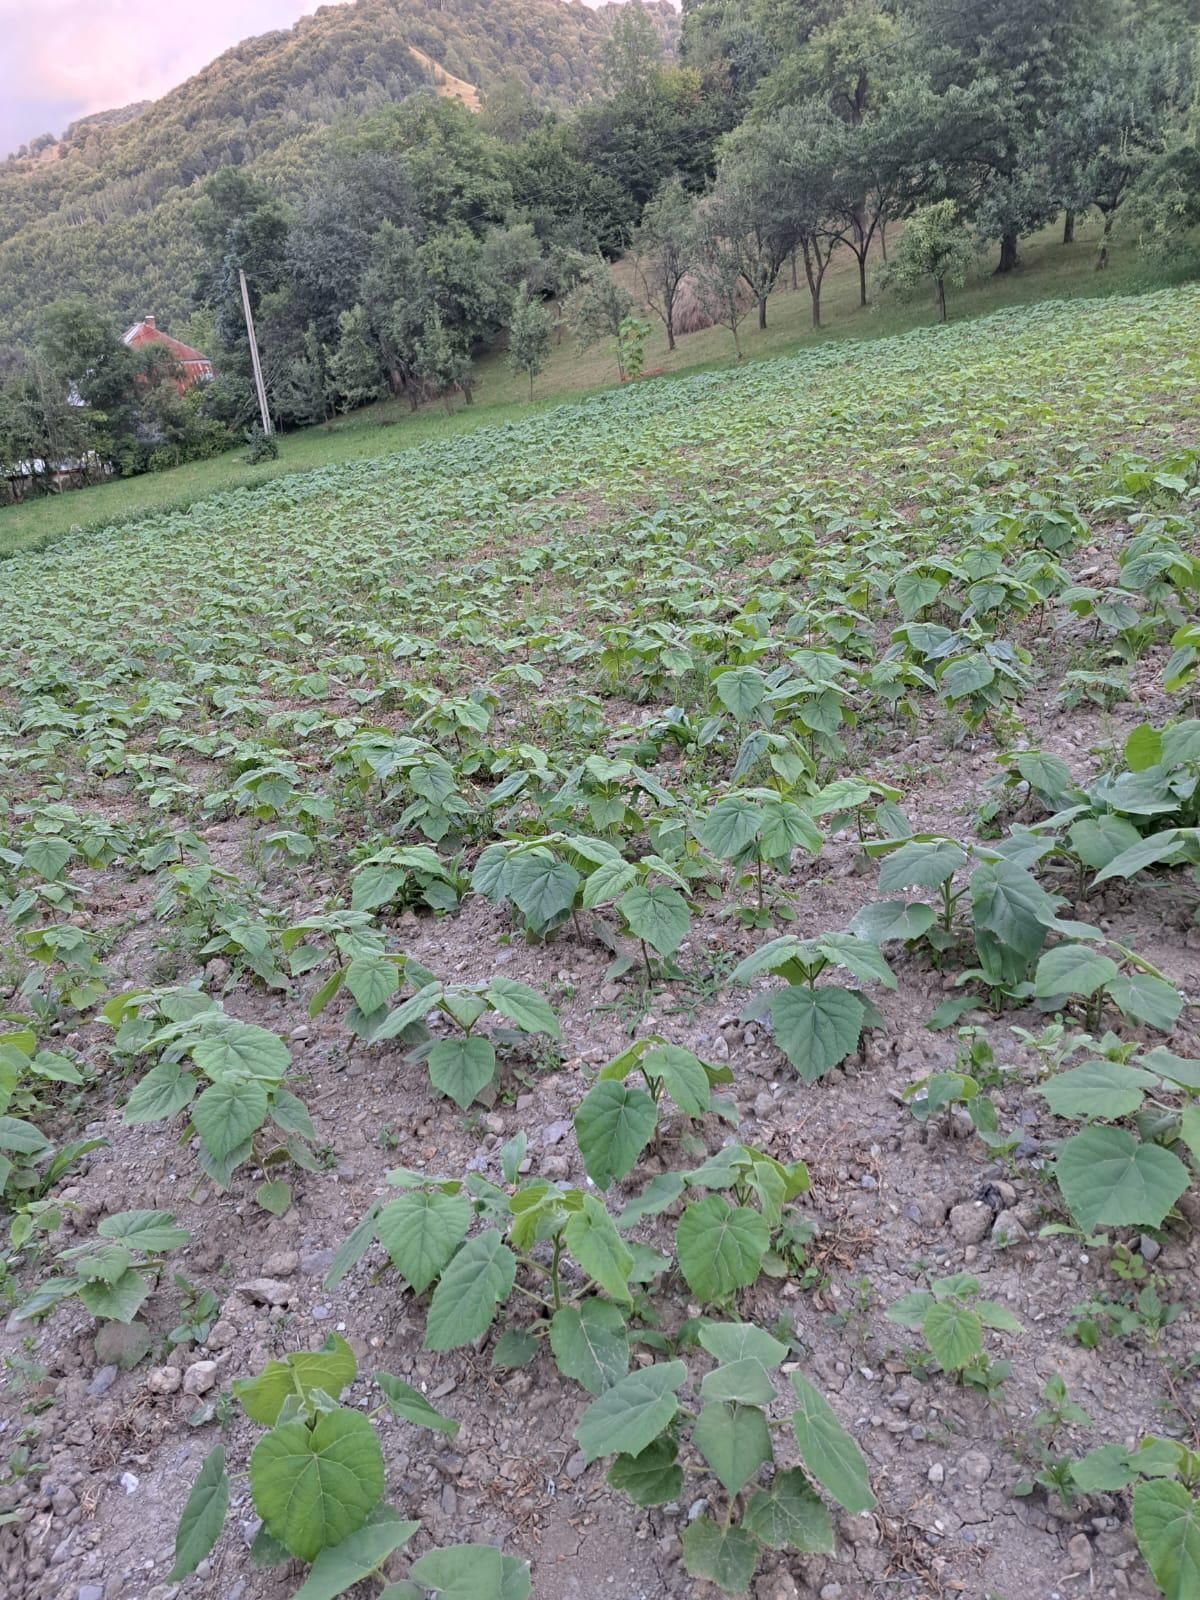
[528,371,534,401]
[1096,211,1113,269]
[811,286,822,329]
[757,294,767,331]
[936,278,947,322]
[857,250,868,308]
[880,219,888,262]
[790,249,798,291]
[1063,209,1075,245]
[666,307,675,351]
[730,308,742,361]
[996,228,1020,273]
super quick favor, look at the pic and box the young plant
[169,1333,530,1596]
[731,932,895,1083]
[13,1210,189,1327]
[887,1273,1023,1389]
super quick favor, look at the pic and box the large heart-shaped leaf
[693,1401,773,1495]
[676,1195,769,1302]
[235,1334,358,1426]
[425,1231,516,1351]
[680,1518,758,1594]
[1055,1126,1189,1232]
[428,1038,496,1109]
[563,1194,633,1303]
[1132,1479,1200,1600]
[192,1077,269,1160]
[376,1190,471,1295]
[743,1468,834,1552]
[575,1360,687,1463]
[250,1407,384,1563]
[607,1437,682,1506]
[769,985,864,1083]
[618,885,689,957]
[574,1080,656,1188]
[549,1299,629,1395]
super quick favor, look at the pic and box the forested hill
[0,0,678,344]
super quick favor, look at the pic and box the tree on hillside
[1047,39,1187,268]
[692,197,752,360]
[632,176,696,350]
[507,286,553,399]
[415,311,473,412]
[328,305,384,411]
[277,322,335,426]
[602,4,665,100]
[565,258,636,380]
[707,117,799,330]
[881,199,976,322]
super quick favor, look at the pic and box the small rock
[262,1251,299,1278]
[540,1120,571,1148]
[237,1278,294,1306]
[311,1305,331,1321]
[1068,1532,1093,1572]
[958,1450,992,1487]
[146,1366,182,1395]
[78,1587,104,1600]
[1139,1235,1161,1264]
[300,1248,335,1276]
[757,1575,799,1600]
[819,1587,843,1600]
[928,1463,945,1486]
[86,1366,118,1398]
[565,1452,587,1481]
[206,1319,237,1351]
[119,1472,139,1496]
[992,1209,1028,1246]
[183,1361,217,1396]
[948,1201,992,1246]
[204,958,230,986]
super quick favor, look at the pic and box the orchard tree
[565,259,636,380]
[692,197,752,360]
[507,286,553,400]
[708,117,799,330]
[632,176,696,351]
[328,305,384,411]
[881,200,976,322]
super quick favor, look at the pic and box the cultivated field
[1,287,1198,1600]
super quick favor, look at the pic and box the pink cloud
[0,0,347,154]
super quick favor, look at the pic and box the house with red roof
[122,316,215,393]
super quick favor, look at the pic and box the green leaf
[1109,973,1182,1031]
[1055,1126,1190,1233]
[789,1371,875,1513]
[97,1209,190,1251]
[877,838,965,891]
[681,1519,759,1594]
[250,1407,385,1564]
[607,1437,682,1506]
[618,885,689,957]
[563,1194,633,1303]
[169,1445,229,1581]
[1034,945,1119,1000]
[491,1330,537,1369]
[292,1513,420,1600]
[923,1302,983,1371]
[235,1334,357,1426]
[847,900,937,944]
[1132,1479,1200,1600]
[676,1195,769,1302]
[79,1267,150,1323]
[743,1469,835,1553]
[701,796,763,859]
[574,1080,657,1188]
[698,1321,788,1368]
[694,1401,773,1495]
[376,1190,471,1295]
[714,667,766,721]
[970,858,1056,960]
[344,953,399,1016]
[549,1299,630,1395]
[0,1115,51,1156]
[507,854,581,930]
[641,1045,710,1116]
[769,985,864,1083]
[376,1374,459,1436]
[428,1037,497,1109]
[1038,1062,1158,1121]
[425,1231,516,1351]
[22,836,74,880]
[191,1024,289,1081]
[486,977,559,1037]
[1068,816,1142,871]
[409,1545,530,1600]
[124,1062,197,1124]
[191,1077,269,1160]
[574,1360,687,1463]
[699,1356,776,1406]
[256,1180,292,1217]
[1094,830,1185,885]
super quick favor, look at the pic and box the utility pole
[239,268,273,437]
